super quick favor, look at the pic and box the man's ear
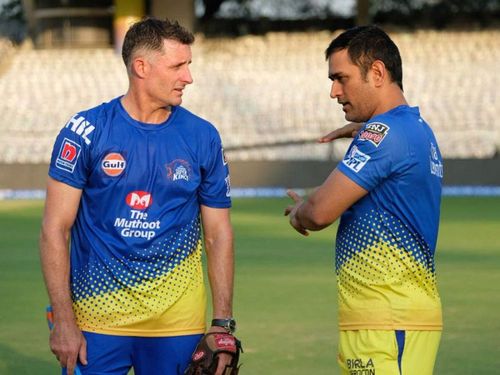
[370,60,386,87]
[131,56,149,79]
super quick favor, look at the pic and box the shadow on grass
[0,344,56,374]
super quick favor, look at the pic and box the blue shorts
[63,331,203,375]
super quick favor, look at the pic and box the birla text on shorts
[338,329,441,375]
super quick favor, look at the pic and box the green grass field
[0,197,499,374]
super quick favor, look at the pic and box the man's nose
[183,66,193,84]
[330,81,342,99]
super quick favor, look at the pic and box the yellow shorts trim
[338,330,441,375]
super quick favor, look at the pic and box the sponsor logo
[193,351,205,361]
[55,138,81,173]
[114,210,161,241]
[430,142,443,178]
[115,193,159,241]
[126,191,152,210]
[342,145,371,173]
[166,159,192,182]
[431,142,438,160]
[64,114,95,145]
[346,358,375,375]
[61,142,78,162]
[214,335,236,350]
[102,153,126,177]
[359,122,390,147]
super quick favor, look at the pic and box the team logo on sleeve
[343,145,371,173]
[359,122,390,147]
[102,153,126,177]
[56,138,81,173]
[166,159,192,182]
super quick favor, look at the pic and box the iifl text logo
[126,191,153,210]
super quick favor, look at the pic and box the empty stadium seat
[0,30,498,163]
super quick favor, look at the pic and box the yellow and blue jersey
[336,105,443,331]
[48,97,231,336]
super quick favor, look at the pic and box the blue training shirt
[49,97,231,336]
[336,105,443,330]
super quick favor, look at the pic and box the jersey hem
[199,200,231,209]
[79,325,206,337]
[48,171,85,190]
[337,164,372,191]
[339,323,443,331]
[338,307,443,332]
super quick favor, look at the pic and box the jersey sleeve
[198,129,231,208]
[48,112,94,189]
[337,120,407,191]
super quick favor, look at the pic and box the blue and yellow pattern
[48,98,232,337]
[72,219,206,336]
[336,210,442,330]
[336,105,443,331]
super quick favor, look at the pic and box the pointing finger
[286,189,302,203]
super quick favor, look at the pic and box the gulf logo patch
[56,138,81,173]
[102,153,126,177]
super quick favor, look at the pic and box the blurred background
[0,0,499,195]
[0,2,499,374]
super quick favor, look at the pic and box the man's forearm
[205,232,234,318]
[40,230,76,325]
[295,199,332,231]
[291,169,368,232]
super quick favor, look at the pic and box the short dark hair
[122,17,195,71]
[325,25,403,90]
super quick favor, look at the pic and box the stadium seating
[0,30,498,163]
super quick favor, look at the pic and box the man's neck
[121,91,171,124]
[371,88,408,118]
